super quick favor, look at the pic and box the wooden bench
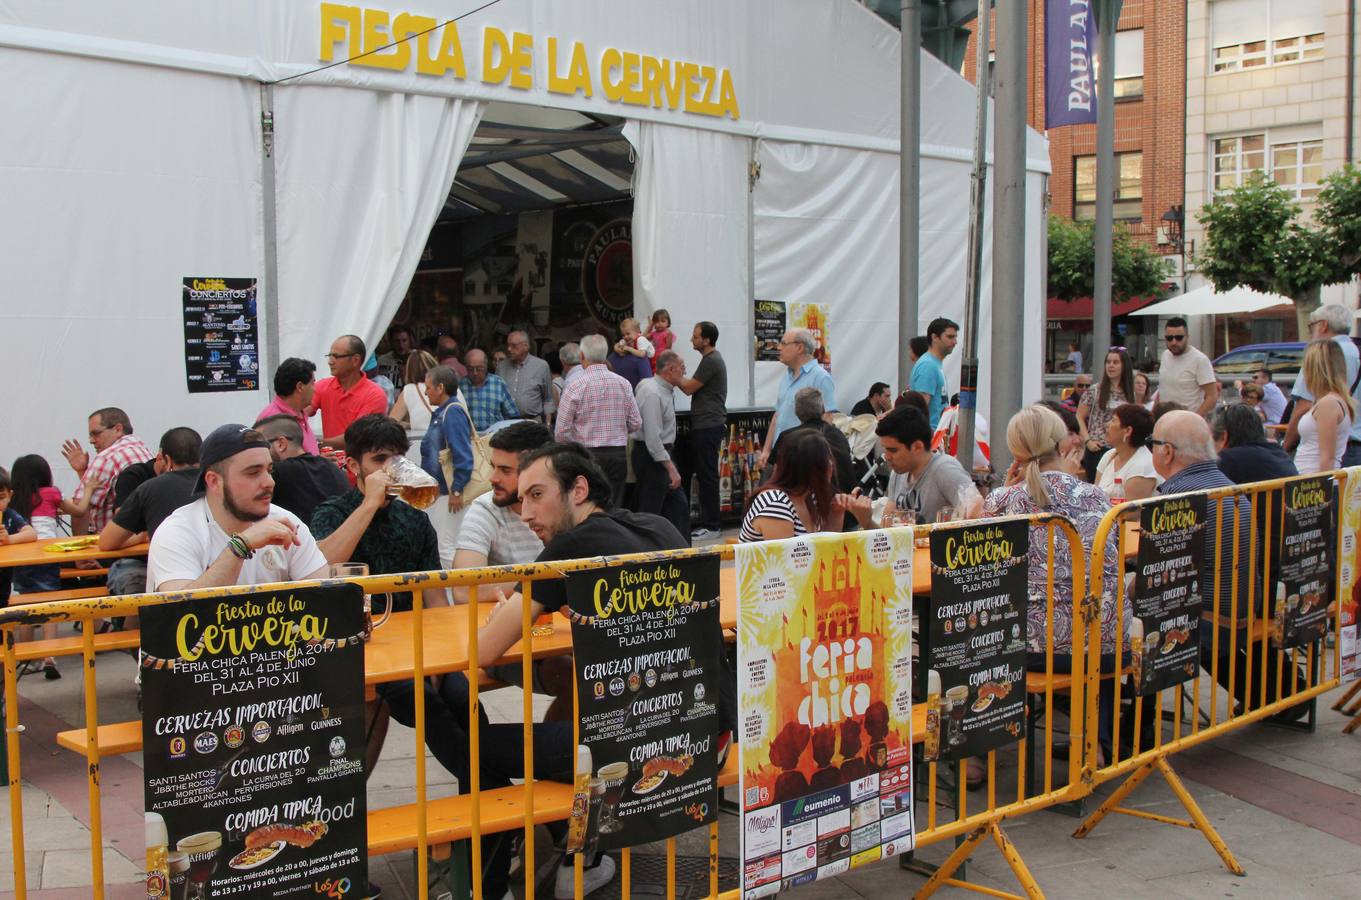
[8,586,109,605]
[60,566,110,580]
[15,629,139,663]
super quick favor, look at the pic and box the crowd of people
[3,305,1356,898]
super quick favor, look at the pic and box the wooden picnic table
[0,535,148,569]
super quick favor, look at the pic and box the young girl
[9,455,73,678]
[0,467,56,679]
[646,309,676,370]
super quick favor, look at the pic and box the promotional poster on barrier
[1132,495,1207,695]
[735,530,915,897]
[1339,468,1361,679]
[182,276,261,394]
[1277,477,1335,649]
[565,558,722,852]
[925,521,1029,762]
[140,585,368,899]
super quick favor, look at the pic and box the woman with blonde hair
[1293,338,1356,473]
[984,405,1123,769]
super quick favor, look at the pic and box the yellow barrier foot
[915,825,988,898]
[1330,679,1361,711]
[1155,757,1245,876]
[913,821,1042,900]
[1071,759,1155,839]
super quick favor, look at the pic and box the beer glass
[945,685,970,748]
[168,851,190,900]
[176,832,222,900]
[936,506,958,524]
[330,562,392,631]
[384,455,440,509]
[596,761,630,834]
[881,506,917,528]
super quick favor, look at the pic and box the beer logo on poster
[252,720,272,744]
[169,736,187,759]
[580,219,632,328]
[194,731,217,754]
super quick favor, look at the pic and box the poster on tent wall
[788,302,831,372]
[1275,477,1335,649]
[754,300,786,362]
[140,585,367,898]
[1338,467,1361,680]
[183,277,261,393]
[735,531,915,896]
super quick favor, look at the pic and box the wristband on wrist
[227,533,254,560]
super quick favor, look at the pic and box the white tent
[0,0,1050,486]
[1130,284,1293,317]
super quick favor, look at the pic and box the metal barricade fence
[1073,470,1351,876]
[0,516,1090,900]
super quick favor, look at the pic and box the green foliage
[1314,164,1361,277]
[1047,215,1169,302]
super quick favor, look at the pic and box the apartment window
[1213,130,1323,199]
[1211,0,1325,73]
[1113,29,1144,99]
[1074,152,1143,221]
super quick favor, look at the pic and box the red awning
[1047,296,1157,320]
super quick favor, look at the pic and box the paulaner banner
[1045,0,1099,128]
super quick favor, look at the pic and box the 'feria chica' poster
[925,521,1029,762]
[1277,476,1335,649]
[140,586,367,899]
[736,530,915,897]
[1338,467,1361,680]
[565,557,722,852]
[1132,495,1207,695]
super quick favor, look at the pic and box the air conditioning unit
[1162,254,1184,278]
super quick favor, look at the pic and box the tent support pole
[259,82,282,386]
[1091,1,1123,379]
[957,0,991,475]
[747,138,757,409]
[899,0,922,395]
[988,0,1028,476]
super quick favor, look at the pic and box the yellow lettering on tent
[361,8,410,70]
[717,68,740,118]
[483,26,533,89]
[422,19,466,77]
[547,38,593,97]
[319,3,361,62]
[661,58,684,110]
[601,47,625,101]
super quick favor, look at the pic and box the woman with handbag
[421,365,476,567]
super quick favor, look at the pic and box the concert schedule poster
[735,530,915,897]
[565,557,722,851]
[182,276,261,393]
[754,300,786,362]
[1278,477,1336,649]
[141,585,367,898]
[1131,495,1208,695]
[925,521,1029,762]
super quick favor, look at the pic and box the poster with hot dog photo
[1277,476,1336,649]
[1132,495,1207,695]
[736,530,915,895]
[925,521,1029,762]
[565,557,722,851]
[140,585,367,898]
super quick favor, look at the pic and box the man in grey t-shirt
[678,321,728,539]
[873,406,981,523]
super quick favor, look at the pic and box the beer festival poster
[735,530,915,895]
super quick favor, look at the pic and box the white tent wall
[0,49,263,490]
[272,87,483,365]
[624,120,750,411]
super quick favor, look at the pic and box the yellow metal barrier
[0,515,1099,899]
[1072,470,1350,875]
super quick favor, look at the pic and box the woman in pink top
[8,455,81,678]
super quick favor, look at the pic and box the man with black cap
[147,424,329,592]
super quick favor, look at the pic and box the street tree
[1048,215,1169,303]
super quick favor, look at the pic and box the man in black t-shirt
[98,427,202,596]
[255,414,349,524]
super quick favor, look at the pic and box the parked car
[1213,342,1306,378]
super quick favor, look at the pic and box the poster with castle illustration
[735,530,914,896]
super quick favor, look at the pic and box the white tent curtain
[752,140,900,414]
[273,88,484,362]
[625,120,751,409]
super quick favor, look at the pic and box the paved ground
[4,618,1361,898]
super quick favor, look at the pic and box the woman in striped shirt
[739,430,871,542]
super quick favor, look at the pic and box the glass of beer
[384,455,440,509]
[176,832,222,900]
[596,761,630,834]
[168,851,190,900]
[945,685,970,748]
[330,562,392,631]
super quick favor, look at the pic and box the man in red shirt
[312,335,388,451]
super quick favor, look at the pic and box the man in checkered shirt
[459,348,520,432]
[60,407,154,534]
[553,334,641,508]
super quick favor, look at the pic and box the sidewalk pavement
[4,642,1361,899]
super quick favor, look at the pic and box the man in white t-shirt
[1156,317,1220,417]
[872,406,982,524]
[450,421,551,603]
[147,424,329,592]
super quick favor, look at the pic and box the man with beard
[146,424,329,591]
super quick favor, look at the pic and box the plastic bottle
[1111,476,1125,506]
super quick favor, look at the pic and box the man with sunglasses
[312,334,389,452]
[1156,317,1219,417]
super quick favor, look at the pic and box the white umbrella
[1129,284,1293,317]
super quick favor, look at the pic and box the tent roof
[1130,284,1293,317]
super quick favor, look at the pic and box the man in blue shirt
[759,328,837,471]
[459,348,520,432]
[909,317,958,429]
[1284,304,1361,463]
